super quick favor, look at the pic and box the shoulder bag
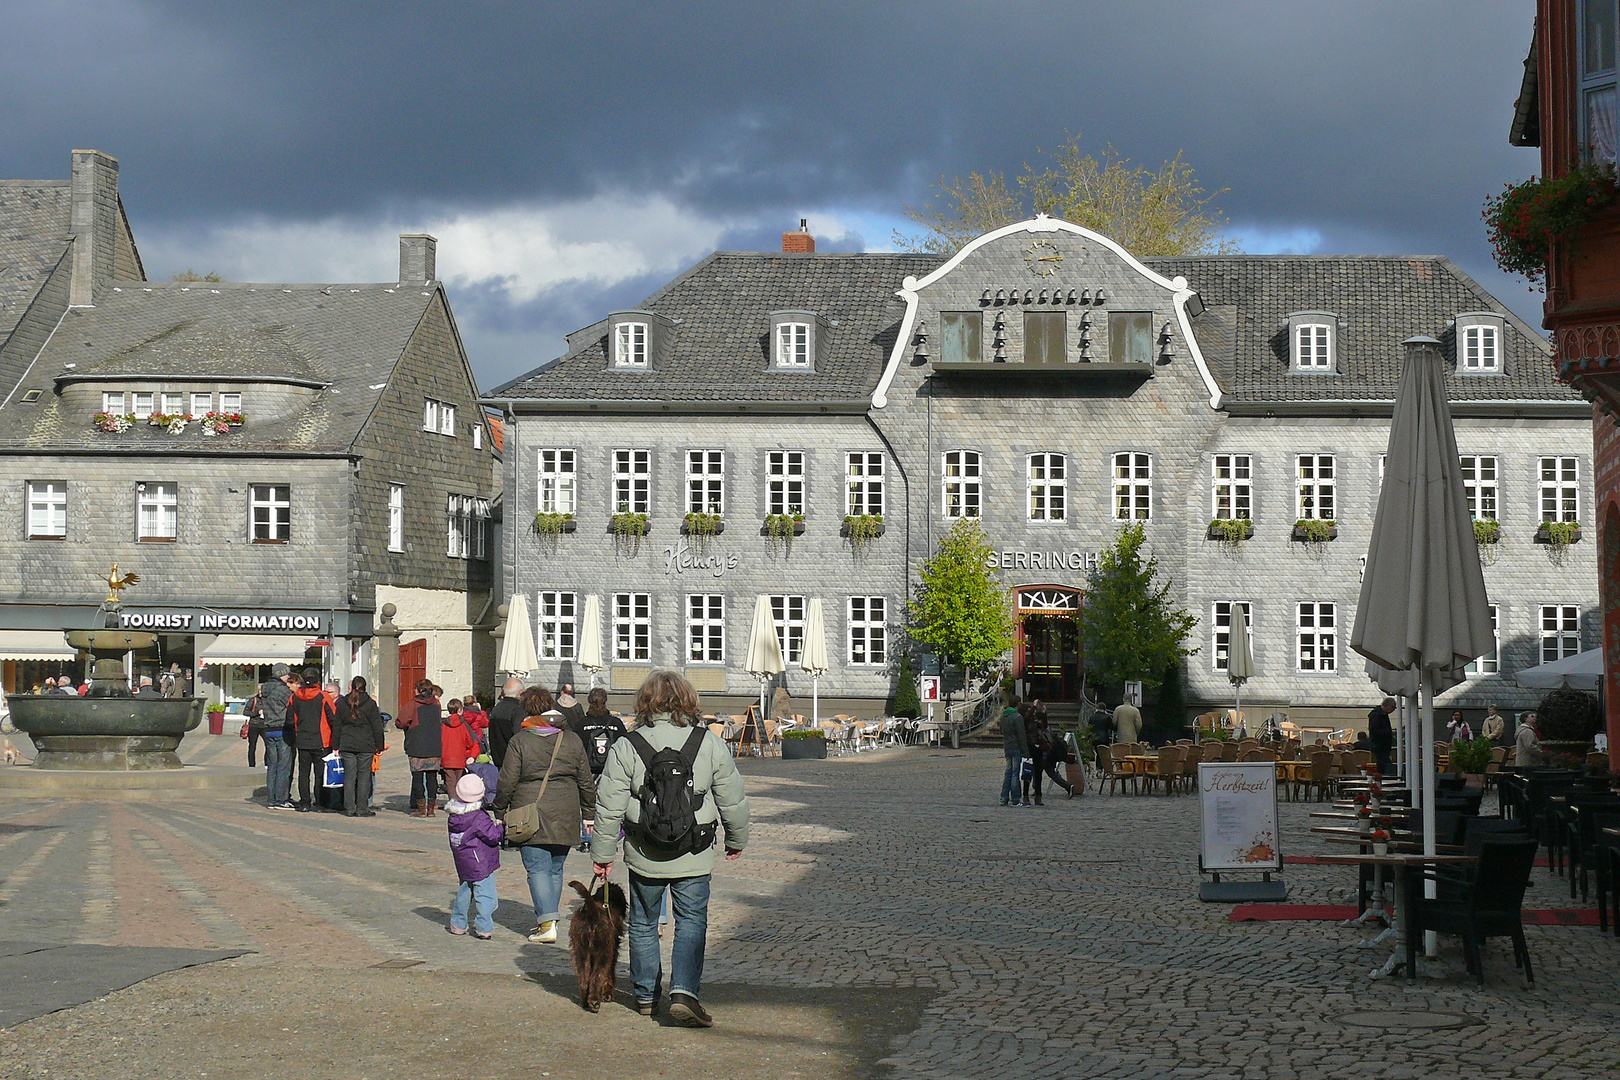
[500,729,563,846]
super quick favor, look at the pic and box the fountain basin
[8,696,203,770]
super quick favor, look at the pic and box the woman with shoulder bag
[492,685,595,944]
[405,679,444,817]
[334,677,385,817]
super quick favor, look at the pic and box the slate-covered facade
[0,150,497,708]
[489,219,1594,725]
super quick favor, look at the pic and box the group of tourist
[998,696,1078,806]
[247,662,750,1027]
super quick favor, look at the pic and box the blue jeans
[264,736,293,806]
[519,844,571,924]
[452,875,497,935]
[1001,751,1023,804]
[628,873,710,1003]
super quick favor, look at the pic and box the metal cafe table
[1316,850,1477,979]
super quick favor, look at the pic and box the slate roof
[491,251,941,403]
[0,182,71,348]
[0,282,438,453]
[1152,256,1571,404]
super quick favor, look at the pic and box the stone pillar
[489,604,508,683]
[376,603,400,720]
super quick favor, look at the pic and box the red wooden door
[399,638,426,726]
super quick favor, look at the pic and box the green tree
[1081,523,1198,696]
[891,654,922,718]
[170,269,225,282]
[897,135,1237,257]
[910,520,1016,692]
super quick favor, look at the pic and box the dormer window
[615,321,648,368]
[133,393,153,418]
[1455,313,1505,374]
[102,392,125,414]
[776,322,811,367]
[1288,312,1337,371]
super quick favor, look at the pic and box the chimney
[399,234,437,283]
[782,218,815,254]
[69,149,121,307]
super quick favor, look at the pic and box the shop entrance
[1015,587,1082,702]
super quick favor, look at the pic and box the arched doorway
[1015,586,1082,702]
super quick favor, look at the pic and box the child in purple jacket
[446,773,504,939]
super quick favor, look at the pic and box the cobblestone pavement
[1,733,1618,1078]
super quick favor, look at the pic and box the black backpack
[626,727,717,857]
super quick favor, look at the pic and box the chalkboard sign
[1197,762,1282,873]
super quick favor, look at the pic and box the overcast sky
[3,1,1543,388]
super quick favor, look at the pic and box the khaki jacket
[492,723,596,847]
[1113,703,1142,744]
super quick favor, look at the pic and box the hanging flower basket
[1482,163,1617,283]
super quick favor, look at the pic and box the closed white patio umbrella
[1351,336,1494,963]
[498,592,539,678]
[1227,603,1256,734]
[578,594,603,687]
[1513,646,1603,691]
[800,599,829,728]
[745,596,786,742]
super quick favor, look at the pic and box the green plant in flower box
[1483,163,1617,283]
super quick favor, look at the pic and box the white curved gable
[871,215,1224,409]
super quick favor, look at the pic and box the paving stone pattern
[1,734,1617,1078]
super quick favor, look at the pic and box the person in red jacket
[440,699,480,797]
[461,696,489,747]
[288,668,335,812]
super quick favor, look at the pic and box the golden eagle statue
[102,564,140,603]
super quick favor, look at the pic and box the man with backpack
[259,664,296,808]
[590,671,748,1028]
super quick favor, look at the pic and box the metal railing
[943,684,1001,748]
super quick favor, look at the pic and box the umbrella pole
[812,673,819,729]
[1421,670,1437,958]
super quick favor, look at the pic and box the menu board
[1197,762,1281,872]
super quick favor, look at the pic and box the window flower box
[1207,518,1254,544]
[841,515,885,540]
[1473,519,1501,546]
[1536,522,1582,547]
[1483,163,1617,283]
[762,513,805,538]
[533,512,576,536]
[1292,519,1337,543]
[681,513,724,537]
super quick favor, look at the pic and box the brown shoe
[668,993,713,1028]
[411,806,428,817]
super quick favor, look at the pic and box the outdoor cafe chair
[1145,746,1184,795]
[1097,745,1135,796]
[1407,838,1539,985]
[1219,741,1241,762]
[1305,752,1336,802]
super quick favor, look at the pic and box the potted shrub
[1449,735,1493,788]
[1536,520,1582,548]
[1483,163,1617,283]
[205,703,227,736]
[1369,827,1390,856]
[1207,518,1253,547]
[1537,686,1601,759]
[780,729,828,760]
[610,510,650,555]
[1292,519,1336,543]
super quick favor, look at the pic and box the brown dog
[567,878,627,1012]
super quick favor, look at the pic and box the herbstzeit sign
[1197,761,1282,872]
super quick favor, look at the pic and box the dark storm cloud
[0,1,1544,384]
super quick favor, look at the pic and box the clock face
[1025,239,1063,278]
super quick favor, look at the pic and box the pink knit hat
[454,773,486,805]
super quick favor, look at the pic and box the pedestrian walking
[462,696,489,747]
[1481,704,1508,747]
[1446,710,1473,743]
[591,670,749,1027]
[440,698,480,797]
[556,682,586,728]
[1112,699,1142,745]
[487,678,526,767]
[999,696,1029,807]
[1367,697,1396,776]
[493,685,596,945]
[1515,711,1545,767]
[404,679,444,816]
[260,664,295,809]
[334,676,384,817]
[446,773,503,939]
[571,686,627,849]
[1022,704,1074,804]
[287,668,335,812]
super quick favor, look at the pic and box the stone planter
[780,736,827,760]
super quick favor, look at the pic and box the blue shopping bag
[322,752,345,788]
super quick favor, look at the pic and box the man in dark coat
[1368,697,1396,777]
[288,668,335,811]
[334,676,385,816]
[487,678,527,767]
[259,664,296,807]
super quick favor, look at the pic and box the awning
[0,631,77,662]
[197,634,309,666]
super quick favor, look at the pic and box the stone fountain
[6,566,202,770]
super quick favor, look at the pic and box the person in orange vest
[288,667,334,812]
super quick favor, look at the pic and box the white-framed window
[473,498,490,560]
[137,482,178,540]
[191,393,212,415]
[388,484,405,552]
[1541,604,1582,663]
[1461,325,1500,372]
[1212,601,1252,673]
[26,481,66,539]
[132,393,153,418]
[686,450,724,515]
[767,451,805,516]
[846,452,884,517]
[776,322,811,367]
[1466,605,1500,676]
[1297,455,1335,520]
[687,594,725,663]
[472,422,482,450]
[1581,0,1619,164]
[161,393,183,415]
[1539,456,1580,522]
[1112,452,1152,521]
[538,591,577,661]
[1378,453,1386,492]
[1295,323,1332,369]
[770,594,805,664]
[614,449,650,514]
[101,392,125,414]
[423,398,456,436]
[1460,456,1498,519]
[1212,454,1251,520]
[249,484,290,543]
[538,449,576,514]
[614,592,650,661]
[615,321,648,368]
[1297,602,1336,672]
[942,450,981,519]
[1028,452,1066,521]
[848,596,887,666]
[446,494,475,558]
[219,392,242,413]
